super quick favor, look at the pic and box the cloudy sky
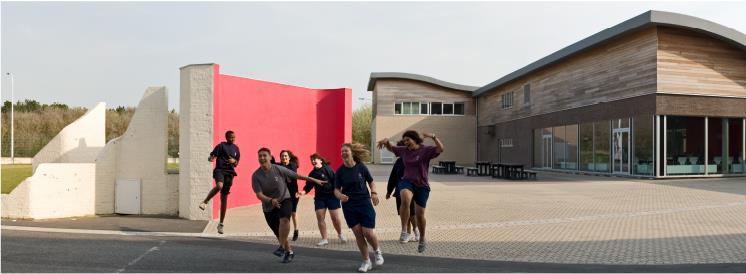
[2,1,745,111]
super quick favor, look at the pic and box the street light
[5,72,13,164]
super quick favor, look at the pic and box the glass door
[613,128,630,174]
[542,134,552,168]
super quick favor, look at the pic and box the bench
[519,171,538,180]
[466,167,479,176]
[454,166,465,174]
[431,165,446,174]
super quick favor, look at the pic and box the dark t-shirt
[279,162,299,194]
[304,165,335,199]
[391,145,440,187]
[211,142,240,175]
[334,163,374,201]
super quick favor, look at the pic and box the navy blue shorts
[314,196,341,210]
[342,199,376,229]
[212,169,234,195]
[398,180,430,208]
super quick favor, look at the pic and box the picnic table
[439,161,457,174]
[491,162,524,179]
[475,161,492,176]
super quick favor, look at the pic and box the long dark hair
[402,130,423,144]
[310,153,330,167]
[280,150,299,168]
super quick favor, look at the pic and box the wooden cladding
[374,79,476,116]
[657,27,746,97]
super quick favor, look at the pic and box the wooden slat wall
[657,27,746,97]
[478,27,659,126]
[374,79,476,116]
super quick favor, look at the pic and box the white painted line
[116,240,166,273]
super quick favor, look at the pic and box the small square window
[443,104,454,115]
[431,102,442,115]
[454,103,464,115]
[420,103,428,114]
[394,103,401,114]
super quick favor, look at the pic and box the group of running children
[199,129,444,272]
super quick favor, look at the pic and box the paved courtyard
[213,165,746,265]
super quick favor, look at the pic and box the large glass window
[666,116,706,175]
[420,103,428,114]
[633,115,654,175]
[553,126,566,169]
[729,118,745,174]
[566,124,578,170]
[403,102,412,115]
[708,118,724,174]
[579,123,594,171]
[431,102,442,115]
[594,120,611,172]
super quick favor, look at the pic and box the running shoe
[357,260,372,273]
[282,251,295,263]
[399,232,410,243]
[292,230,299,241]
[374,249,384,266]
[273,247,285,257]
[418,241,427,253]
[317,239,329,246]
[217,223,224,234]
[198,202,207,211]
[338,233,348,243]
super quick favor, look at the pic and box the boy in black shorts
[199,130,240,234]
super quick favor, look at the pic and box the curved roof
[473,10,746,97]
[367,72,479,92]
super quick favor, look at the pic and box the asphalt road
[2,230,745,273]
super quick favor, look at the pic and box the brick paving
[215,165,746,264]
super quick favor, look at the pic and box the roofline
[367,72,479,92]
[473,10,746,97]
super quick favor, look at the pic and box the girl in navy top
[334,143,383,273]
[299,153,347,246]
[279,150,301,241]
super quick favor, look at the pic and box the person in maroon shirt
[377,130,444,253]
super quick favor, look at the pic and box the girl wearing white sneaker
[299,153,347,246]
[334,143,384,272]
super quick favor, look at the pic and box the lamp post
[5,72,14,164]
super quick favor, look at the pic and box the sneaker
[198,202,207,210]
[273,247,285,257]
[374,250,384,266]
[418,241,426,253]
[217,223,224,234]
[399,231,410,243]
[317,239,329,246]
[338,233,348,243]
[282,251,295,263]
[413,230,420,242]
[357,260,372,273]
[292,230,299,241]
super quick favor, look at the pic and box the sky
[2,1,745,111]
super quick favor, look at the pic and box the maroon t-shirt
[391,145,440,187]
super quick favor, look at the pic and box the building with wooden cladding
[368,10,746,178]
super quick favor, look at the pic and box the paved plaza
[213,165,746,265]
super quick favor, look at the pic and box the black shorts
[290,195,299,213]
[263,199,293,237]
[213,169,235,195]
[342,199,376,229]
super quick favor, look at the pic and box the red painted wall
[211,64,351,218]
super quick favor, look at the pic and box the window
[443,103,454,115]
[403,102,411,114]
[420,103,428,114]
[394,103,401,115]
[500,139,514,147]
[501,92,514,109]
[396,102,422,115]
[454,102,465,115]
[523,84,531,104]
[431,102,442,115]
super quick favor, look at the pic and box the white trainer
[357,260,373,273]
[374,249,384,266]
[338,233,348,243]
[198,202,207,210]
[399,231,410,243]
[317,239,329,246]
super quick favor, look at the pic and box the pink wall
[211,64,351,218]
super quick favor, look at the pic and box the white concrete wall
[2,163,96,219]
[179,64,214,220]
[32,103,106,172]
[94,87,175,215]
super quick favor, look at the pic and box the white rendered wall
[179,64,214,220]
[2,164,96,219]
[32,103,106,172]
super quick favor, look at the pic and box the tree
[352,104,372,153]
